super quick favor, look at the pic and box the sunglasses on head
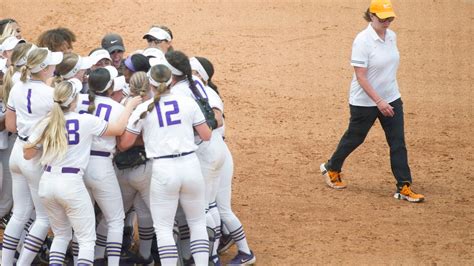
[375,15,395,23]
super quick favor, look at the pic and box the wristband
[375,99,383,104]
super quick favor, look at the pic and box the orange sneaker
[320,163,347,189]
[394,184,425,203]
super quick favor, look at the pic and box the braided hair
[129,71,149,98]
[165,50,199,96]
[134,65,171,125]
[2,43,33,104]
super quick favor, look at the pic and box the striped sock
[49,251,66,265]
[230,226,251,254]
[2,232,20,251]
[72,240,79,265]
[77,257,94,265]
[24,217,34,233]
[138,226,154,258]
[2,232,20,265]
[94,233,107,259]
[178,224,191,259]
[158,244,178,265]
[106,241,122,264]
[17,233,45,264]
[190,239,209,265]
[212,225,221,256]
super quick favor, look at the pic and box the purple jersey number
[66,119,80,145]
[193,80,208,99]
[95,103,112,122]
[155,100,181,127]
[26,89,32,114]
[79,101,112,121]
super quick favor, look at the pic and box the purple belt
[44,166,80,174]
[90,150,111,157]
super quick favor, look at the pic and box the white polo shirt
[349,23,401,106]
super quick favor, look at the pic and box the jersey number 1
[26,89,32,114]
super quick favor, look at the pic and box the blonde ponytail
[2,43,34,104]
[20,65,30,82]
[25,81,75,165]
[129,71,149,97]
[20,48,48,82]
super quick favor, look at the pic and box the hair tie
[54,100,62,104]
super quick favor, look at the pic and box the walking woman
[320,0,424,202]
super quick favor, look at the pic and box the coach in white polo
[320,0,424,202]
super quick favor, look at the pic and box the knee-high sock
[138,222,154,258]
[208,202,221,256]
[94,220,107,259]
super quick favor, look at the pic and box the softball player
[191,56,256,264]
[0,18,22,39]
[51,52,94,86]
[74,66,127,265]
[0,100,14,222]
[1,36,25,66]
[2,47,63,266]
[0,42,35,223]
[23,79,141,266]
[142,25,174,53]
[118,64,211,266]
[162,51,226,264]
[115,71,154,263]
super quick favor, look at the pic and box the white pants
[117,161,154,257]
[216,143,236,225]
[117,161,152,212]
[196,131,226,206]
[216,142,251,251]
[39,171,96,265]
[2,138,50,266]
[150,153,209,266]
[84,155,125,262]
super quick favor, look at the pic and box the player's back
[132,93,205,158]
[7,80,54,138]
[75,94,124,153]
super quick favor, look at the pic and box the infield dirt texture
[1,0,473,264]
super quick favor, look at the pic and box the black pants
[327,98,412,189]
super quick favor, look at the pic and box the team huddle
[0,19,256,266]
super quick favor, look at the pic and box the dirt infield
[1,0,473,264]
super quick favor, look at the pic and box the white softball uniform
[29,111,108,266]
[171,79,226,204]
[206,86,252,255]
[203,85,225,138]
[0,101,14,219]
[116,161,154,258]
[75,93,125,264]
[127,93,209,266]
[3,80,54,266]
[171,78,227,257]
[349,23,400,106]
